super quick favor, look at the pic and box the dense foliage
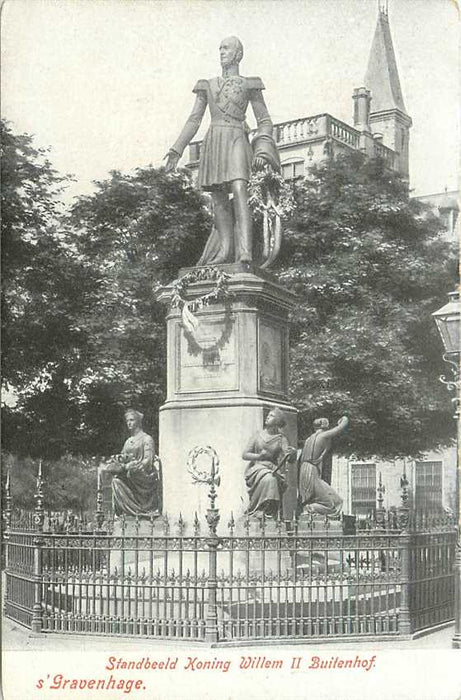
[2,452,98,513]
[275,152,457,457]
[2,120,210,457]
[66,166,210,453]
[2,122,456,469]
[1,120,92,458]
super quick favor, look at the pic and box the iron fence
[408,528,456,633]
[4,515,456,643]
[2,464,457,644]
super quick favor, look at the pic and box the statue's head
[124,408,143,431]
[219,36,243,68]
[313,417,329,431]
[265,407,287,429]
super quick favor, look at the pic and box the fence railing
[408,529,456,633]
[3,463,457,643]
[4,517,456,642]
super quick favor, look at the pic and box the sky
[1,0,459,203]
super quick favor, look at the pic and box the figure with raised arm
[99,409,159,518]
[164,36,280,264]
[298,416,349,518]
[242,408,296,518]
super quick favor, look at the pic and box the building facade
[417,190,459,241]
[332,446,457,519]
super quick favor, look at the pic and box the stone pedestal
[157,264,298,531]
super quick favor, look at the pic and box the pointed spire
[365,8,407,114]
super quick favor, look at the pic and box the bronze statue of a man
[298,416,349,518]
[165,36,280,265]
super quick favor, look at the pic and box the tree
[2,118,211,458]
[2,452,98,513]
[3,121,455,462]
[275,152,457,458]
[2,125,212,457]
[64,166,211,454]
[1,120,93,458]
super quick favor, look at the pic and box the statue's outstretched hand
[164,150,180,172]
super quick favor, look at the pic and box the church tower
[364,5,412,178]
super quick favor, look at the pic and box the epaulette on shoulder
[193,79,208,92]
[245,76,265,90]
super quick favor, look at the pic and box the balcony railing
[275,115,324,145]
[374,140,396,168]
[188,113,363,165]
[328,116,360,148]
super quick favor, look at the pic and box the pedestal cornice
[156,264,297,316]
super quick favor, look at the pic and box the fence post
[2,469,12,570]
[398,465,412,636]
[205,456,220,644]
[31,461,44,634]
[453,540,461,648]
[375,471,386,528]
[451,404,461,648]
[95,467,105,532]
[398,528,412,636]
[3,468,12,532]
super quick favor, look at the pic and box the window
[414,461,442,510]
[281,160,304,180]
[351,463,376,517]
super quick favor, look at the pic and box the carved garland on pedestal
[171,266,231,332]
[171,267,232,315]
[171,266,233,352]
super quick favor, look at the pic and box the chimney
[353,87,371,132]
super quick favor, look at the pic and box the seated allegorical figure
[99,408,159,518]
[242,408,297,519]
[298,416,349,518]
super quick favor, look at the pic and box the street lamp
[433,290,460,415]
[432,289,460,649]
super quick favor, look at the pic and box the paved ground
[2,614,455,651]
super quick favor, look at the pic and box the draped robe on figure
[298,432,343,517]
[111,431,158,517]
[244,430,289,518]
